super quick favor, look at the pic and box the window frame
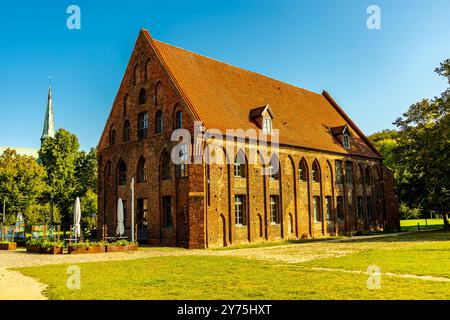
[138,112,148,140]
[234,195,247,226]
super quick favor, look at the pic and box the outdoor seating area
[1,197,138,255]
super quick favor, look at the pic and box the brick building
[97,29,400,248]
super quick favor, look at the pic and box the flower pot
[68,245,105,254]
[106,243,138,252]
[0,243,17,250]
[26,244,42,253]
[43,247,63,254]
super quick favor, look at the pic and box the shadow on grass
[336,230,450,243]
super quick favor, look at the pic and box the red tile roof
[142,29,381,159]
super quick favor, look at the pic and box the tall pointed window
[176,144,189,178]
[346,161,353,184]
[155,110,163,133]
[118,160,127,186]
[335,160,343,184]
[137,157,147,183]
[175,111,183,129]
[109,127,116,146]
[299,159,307,182]
[269,154,279,180]
[269,195,280,224]
[123,120,130,143]
[138,112,148,140]
[235,195,247,226]
[161,152,171,180]
[234,151,246,178]
[365,167,371,185]
[123,94,129,116]
[312,161,321,183]
[139,88,147,105]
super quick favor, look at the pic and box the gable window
[155,110,163,134]
[234,151,246,178]
[118,160,127,186]
[263,117,272,134]
[299,159,307,182]
[123,120,130,143]
[335,160,343,184]
[137,157,147,183]
[175,111,183,129]
[313,196,322,222]
[138,112,148,140]
[162,196,173,228]
[139,88,147,105]
[269,195,280,224]
[312,161,321,183]
[346,161,353,184]
[109,127,116,146]
[235,195,247,226]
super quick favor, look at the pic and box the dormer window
[331,125,351,149]
[343,132,350,149]
[263,117,272,134]
[250,104,274,134]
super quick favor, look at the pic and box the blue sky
[0,0,449,151]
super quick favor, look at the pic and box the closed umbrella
[73,197,81,240]
[116,198,125,236]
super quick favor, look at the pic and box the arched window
[234,150,246,178]
[358,164,364,184]
[268,154,280,180]
[118,160,127,185]
[138,112,148,140]
[133,64,139,86]
[161,152,171,180]
[139,88,147,105]
[137,157,147,183]
[299,158,308,182]
[175,111,183,129]
[312,160,321,183]
[155,110,163,133]
[365,166,371,185]
[109,126,116,146]
[123,120,130,143]
[123,94,129,116]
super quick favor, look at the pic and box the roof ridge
[152,38,324,99]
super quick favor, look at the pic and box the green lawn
[400,218,443,231]
[14,231,450,300]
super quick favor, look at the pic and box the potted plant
[105,240,138,252]
[26,239,64,254]
[68,241,106,254]
[0,241,17,250]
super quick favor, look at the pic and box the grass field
[14,230,450,300]
[400,219,444,231]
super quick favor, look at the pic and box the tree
[75,147,98,195]
[80,188,98,237]
[0,149,48,225]
[39,129,81,227]
[393,59,450,228]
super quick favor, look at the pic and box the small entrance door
[137,198,148,243]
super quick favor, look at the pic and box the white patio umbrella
[73,197,81,240]
[116,198,125,236]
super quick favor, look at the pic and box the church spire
[41,78,55,144]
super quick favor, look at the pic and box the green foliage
[107,240,135,246]
[393,59,450,227]
[67,240,105,248]
[26,239,64,249]
[0,149,48,225]
[80,188,97,236]
[24,202,61,226]
[39,129,98,229]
